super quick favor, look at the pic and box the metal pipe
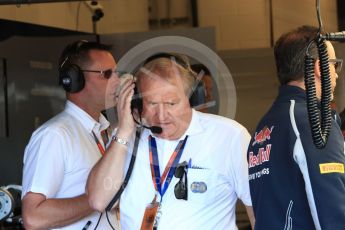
[0,0,85,5]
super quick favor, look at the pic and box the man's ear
[314,59,321,82]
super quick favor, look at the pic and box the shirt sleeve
[22,127,66,199]
[228,126,252,206]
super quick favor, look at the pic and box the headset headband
[143,53,189,69]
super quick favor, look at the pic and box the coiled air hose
[304,37,332,149]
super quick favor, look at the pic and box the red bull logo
[248,144,272,168]
[252,126,274,146]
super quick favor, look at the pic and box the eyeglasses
[174,161,188,200]
[329,59,343,73]
[82,69,127,79]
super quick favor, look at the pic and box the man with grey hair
[87,53,255,229]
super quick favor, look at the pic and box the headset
[58,40,89,93]
[58,40,113,93]
[131,52,206,115]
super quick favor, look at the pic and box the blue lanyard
[149,135,188,200]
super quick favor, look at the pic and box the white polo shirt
[22,100,117,229]
[120,110,252,230]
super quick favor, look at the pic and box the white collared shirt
[22,100,116,229]
[120,109,252,230]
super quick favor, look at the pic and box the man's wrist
[112,136,128,146]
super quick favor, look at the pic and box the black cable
[316,0,322,35]
[304,0,332,148]
[105,128,142,211]
[304,39,332,149]
[317,38,332,137]
[106,211,116,230]
[93,212,102,230]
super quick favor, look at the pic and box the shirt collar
[64,100,110,134]
[183,109,204,137]
[276,85,306,102]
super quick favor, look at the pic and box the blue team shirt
[248,85,345,230]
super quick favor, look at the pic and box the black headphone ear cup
[189,80,206,107]
[131,86,143,114]
[59,64,85,93]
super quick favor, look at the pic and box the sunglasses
[82,69,127,79]
[329,59,343,73]
[174,161,188,200]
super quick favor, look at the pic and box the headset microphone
[137,122,163,134]
[132,117,163,134]
[149,125,163,134]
